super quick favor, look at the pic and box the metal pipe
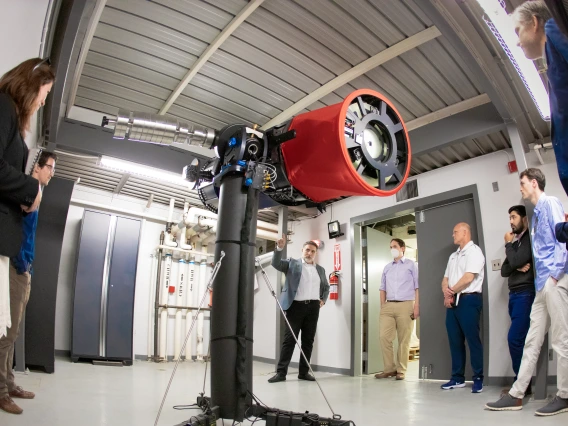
[185,258,197,360]
[159,304,211,311]
[174,257,186,361]
[147,252,158,360]
[196,254,208,361]
[153,232,165,361]
[159,254,173,360]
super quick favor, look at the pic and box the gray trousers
[0,265,31,397]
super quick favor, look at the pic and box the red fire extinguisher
[329,272,340,300]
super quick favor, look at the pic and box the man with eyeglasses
[0,151,56,415]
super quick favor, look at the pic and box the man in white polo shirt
[441,222,486,393]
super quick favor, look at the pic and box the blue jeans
[508,290,535,379]
[446,293,483,382]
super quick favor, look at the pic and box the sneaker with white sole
[441,379,466,390]
[535,396,568,416]
[485,393,522,411]
[472,378,483,393]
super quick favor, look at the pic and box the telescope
[102,89,411,423]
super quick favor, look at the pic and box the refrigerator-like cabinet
[71,210,141,364]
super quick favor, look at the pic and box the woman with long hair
[0,58,54,414]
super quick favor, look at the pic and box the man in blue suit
[268,235,330,383]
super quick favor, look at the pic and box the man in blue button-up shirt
[487,168,568,416]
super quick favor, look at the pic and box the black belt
[294,300,319,304]
[460,293,481,296]
[387,300,412,303]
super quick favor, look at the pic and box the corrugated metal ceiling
[76,0,484,127]
[67,0,515,208]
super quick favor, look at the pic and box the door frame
[350,184,489,377]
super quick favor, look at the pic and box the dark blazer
[271,249,330,311]
[0,93,39,257]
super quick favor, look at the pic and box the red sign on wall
[334,244,341,271]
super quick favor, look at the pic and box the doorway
[362,213,421,379]
[351,186,489,382]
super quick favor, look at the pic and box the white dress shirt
[295,259,321,301]
[444,241,485,294]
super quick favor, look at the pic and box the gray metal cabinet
[71,210,141,364]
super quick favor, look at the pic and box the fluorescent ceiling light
[100,156,190,187]
[476,0,550,120]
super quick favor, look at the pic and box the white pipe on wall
[159,254,173,360]
[255,251,275,267]
[185,207,279,233]
[174,258,186,361]
[163,232,178,247]
[256,228,279,242]
[167,198,175,223]
[156,246,213,257]
[196,251,208,361]
[186,256,197,360]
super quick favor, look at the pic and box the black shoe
[298,373,315,381]
[268,373,286,383]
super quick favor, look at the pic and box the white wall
[0,0,51,148]
[288,148,566,378]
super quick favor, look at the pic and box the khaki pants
[0,265,31,397]
[379,301,414,374]
[510,275,568,398]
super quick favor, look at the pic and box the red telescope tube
[280,89,411,202]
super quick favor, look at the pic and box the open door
[365,227,398,374]
[415,198,481,380]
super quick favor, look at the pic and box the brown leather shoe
[374,371,396,379]
[0,395,23,414]
[9,386,35,399]
[396,373,405,380]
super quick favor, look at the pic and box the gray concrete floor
[0,357,565,425]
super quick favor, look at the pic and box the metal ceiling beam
[408,102,505,156]
[66,0,107,113]
[437,151,454,165]
[412,157,432,171]
[113,173,130,194]
[447,146,464,162]
[158,0,266,115]
[423,153,444,169]
[405,94,490,131]
[260,26,442,130]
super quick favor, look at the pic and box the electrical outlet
[491,259,502,271]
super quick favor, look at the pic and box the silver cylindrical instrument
[103,109,216,149]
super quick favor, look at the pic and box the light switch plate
[491,259,502,271]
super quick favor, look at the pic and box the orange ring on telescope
[281,89,412,203]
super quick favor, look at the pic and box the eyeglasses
[44,164,55,174]
[32,58,51,73]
